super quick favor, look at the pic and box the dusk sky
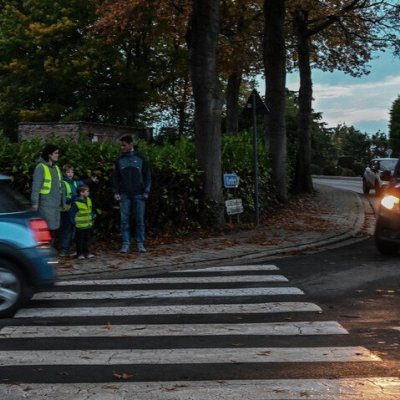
[286,51,400,136]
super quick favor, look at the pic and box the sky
[285,51,400,135]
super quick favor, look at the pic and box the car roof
[372,158,398,161]
[0,174,11,181]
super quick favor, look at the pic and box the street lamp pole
[252,89,260,226]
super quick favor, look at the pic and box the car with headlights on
[374,159,400,255]
[362,157,397,196]
[0,174,57,317]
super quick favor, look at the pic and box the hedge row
[0,133,274,237]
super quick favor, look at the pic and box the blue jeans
[120,194,146,246]
[59,211,74,252]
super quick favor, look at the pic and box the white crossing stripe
[15,301,321,318]
[0,346,380,366]
[56,274,288,286]
[180,265,279,272]
[0,321,348,338]
[33,287,304,300]
[1,378,398,400]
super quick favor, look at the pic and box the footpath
[57,183,375,280]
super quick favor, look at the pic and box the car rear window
[0,182,30,213]
[380,159,397,171]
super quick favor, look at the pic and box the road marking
[0,321,348,338]
[56,275,289,286]
[180,265,279,272]
[1,378,398,400]
[33,287,304,300]
[0,346,380,366]
[15,301,321,318]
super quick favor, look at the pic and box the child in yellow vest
[59,164,98,257]
[69,184,95,260]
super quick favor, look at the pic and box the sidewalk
[57,184,373,280]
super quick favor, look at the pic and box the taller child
[112,135,151,253]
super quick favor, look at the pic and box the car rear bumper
[21,247,58,288]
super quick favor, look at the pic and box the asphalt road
[0,177,398,398]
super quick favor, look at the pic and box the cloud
[287,75,400,132]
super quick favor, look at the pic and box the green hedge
[0,133,274,237]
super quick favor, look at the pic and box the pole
[252,90,260,225]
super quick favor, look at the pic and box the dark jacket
[112,150,151,196]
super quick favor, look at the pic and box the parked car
[0,174,57,317]
[362,157,398,195]
[374,158,400,255]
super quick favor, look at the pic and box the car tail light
[29,219,52,246]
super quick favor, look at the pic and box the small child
[69,184,95,260]
[59,164,97,257]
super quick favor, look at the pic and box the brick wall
[17,122,153,143]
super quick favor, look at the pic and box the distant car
[0,175,57,317]
[374,158,400,255]
[362,157,398,195]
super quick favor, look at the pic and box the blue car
[0,174,57,317]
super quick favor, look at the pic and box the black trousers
[75,228,91,256]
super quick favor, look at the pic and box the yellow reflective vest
[39,163,62,195]
[74,198,93,229]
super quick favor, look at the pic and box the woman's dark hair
[41,144,59,161]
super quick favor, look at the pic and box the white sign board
[225,198,243,215]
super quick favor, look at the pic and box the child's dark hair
[77,184,89,195]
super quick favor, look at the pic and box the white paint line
[33,287,304,300]
[180,265,279,272]
[0,347,380,366]
[0,321,348,338]
[15,302,321,318]
[56,275,288,286]
[1,378,398,400]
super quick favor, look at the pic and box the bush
[0,133,276,237]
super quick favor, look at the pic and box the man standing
[112,135,151,253]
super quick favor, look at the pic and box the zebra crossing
[0,264,399,399]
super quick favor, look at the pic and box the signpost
[244,89,269,225]
[225,198,243,215]
[223,173,239,188]
[223,172,242,218]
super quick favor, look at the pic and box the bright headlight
[381,195,400,210]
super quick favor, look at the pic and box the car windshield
[380,159,397,171]
[0,182,30,213]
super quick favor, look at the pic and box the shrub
[1,133,276,237]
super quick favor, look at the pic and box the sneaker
[77,255,85,260]
[120,244,130,253]
[58,251,68,258]
[85,253,95,259]
[137,244,147,253]
[69,252,77,257]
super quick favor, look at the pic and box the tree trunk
[188,0,224,227]
[225,71,242,135]
[293,10,313,193]
[263,0,287,203]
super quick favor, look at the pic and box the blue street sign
[224,173,239,188]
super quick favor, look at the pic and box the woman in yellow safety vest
[31,144,65,243]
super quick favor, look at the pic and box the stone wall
[17,121,153,143]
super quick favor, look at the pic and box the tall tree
[288,0,400,193]
[263,0,287,202]
[188,0,224,227]
[389,95,400,156]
